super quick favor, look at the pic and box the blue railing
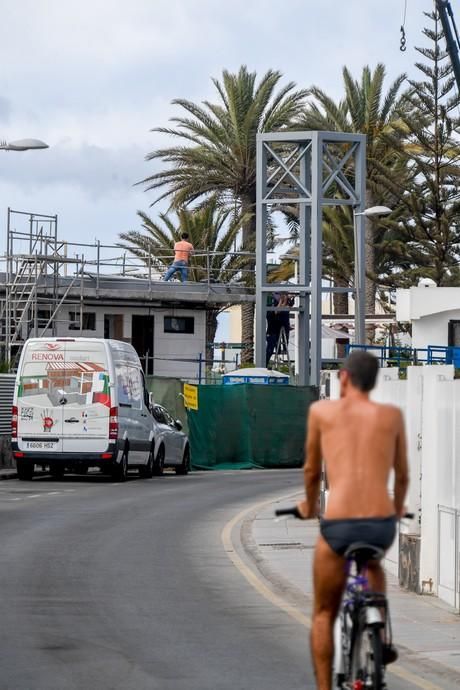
[346,344,460,367]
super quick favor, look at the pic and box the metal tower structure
[255,131,366,387]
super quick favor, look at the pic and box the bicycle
[274,506,413,690]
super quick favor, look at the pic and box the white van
[12,337,159,481]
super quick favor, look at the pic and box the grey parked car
[150,404,190,475]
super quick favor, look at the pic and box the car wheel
[175,446,190,475]
[16,459,34,481]
[113,449,128,482]
[152,445,165,476]
[139,446,154,479]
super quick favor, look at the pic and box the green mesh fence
[187,384,318,470]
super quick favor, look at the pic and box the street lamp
[0,138,48,152]
[353,205,392,345]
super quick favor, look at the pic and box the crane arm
[436,0,460,91]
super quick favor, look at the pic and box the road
[0,470,446,690]
[0,470,311,690]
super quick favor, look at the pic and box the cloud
[0,0,431,253]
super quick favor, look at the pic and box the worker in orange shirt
[163,233,194,282]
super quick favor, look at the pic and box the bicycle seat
[344,542,384,564]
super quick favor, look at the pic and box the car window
[152,405,166,424]
[162,408,175,426]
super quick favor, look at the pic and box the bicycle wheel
[350,622,383,689]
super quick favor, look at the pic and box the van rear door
[17,340,66,453]
[60,341,111,453]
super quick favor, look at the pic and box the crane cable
[400,0,408,51]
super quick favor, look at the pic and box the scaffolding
[0,209,256,369]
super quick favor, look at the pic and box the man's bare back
[309,397,407,520]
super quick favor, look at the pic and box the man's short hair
[342,351,379,392]
[181,232,189,240]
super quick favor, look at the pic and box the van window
[116,364,142,410]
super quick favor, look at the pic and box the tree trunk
[206,309,219,369]
[333,276,349,358]
[241,302,255,366]
[240,191,256,364]
[333,276,348,316]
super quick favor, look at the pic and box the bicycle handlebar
[275,506,415,520]
[274,506,303,518]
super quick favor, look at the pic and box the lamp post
[0,138,48,152]
[1,138,48,361]
[353,205,392,345]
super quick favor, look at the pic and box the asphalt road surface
[0,469,442,690]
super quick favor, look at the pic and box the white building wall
[42,304,206,380]
[154,309,206,380]
[327,365,460,607]
[412,311,460,350]
[396,287,460,349]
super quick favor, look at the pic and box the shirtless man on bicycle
[297,351,409,690]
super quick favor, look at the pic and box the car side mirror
[174,419,183,431]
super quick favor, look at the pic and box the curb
[0,470,17,480]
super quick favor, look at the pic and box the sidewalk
[242,497,460,686]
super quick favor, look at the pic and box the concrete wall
[328,365,460,609]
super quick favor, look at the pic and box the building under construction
[0,209,254,378]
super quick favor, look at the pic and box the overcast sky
[0,0,430,257]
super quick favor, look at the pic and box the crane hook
[400,25,407,52]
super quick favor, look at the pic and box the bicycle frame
[333,558,391,685]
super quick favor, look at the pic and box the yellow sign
[183,383,198,410]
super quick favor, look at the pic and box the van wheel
[139,446,154,479]
[152,445,164,476]
[16,459,34,481]
[175,446,190,475]
[113,450,128,482]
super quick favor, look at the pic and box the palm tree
[119,199,245,366]
[140,66,307,362]
[299,64,408,331]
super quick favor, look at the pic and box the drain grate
[259,542,312,550]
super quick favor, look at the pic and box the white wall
[327,365,460,606]
[412,310,460,350]
[154,309,206,380]
[396,287,460,349]
[41,304,206,380]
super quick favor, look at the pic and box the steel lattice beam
[255,130,366,386]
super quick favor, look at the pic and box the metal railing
[346,344,460,368]
[1,232,258,287]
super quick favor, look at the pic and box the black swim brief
[320,515,397,557]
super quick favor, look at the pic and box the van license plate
[25,441,58,450]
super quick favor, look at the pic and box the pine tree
[394,10,460,286]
